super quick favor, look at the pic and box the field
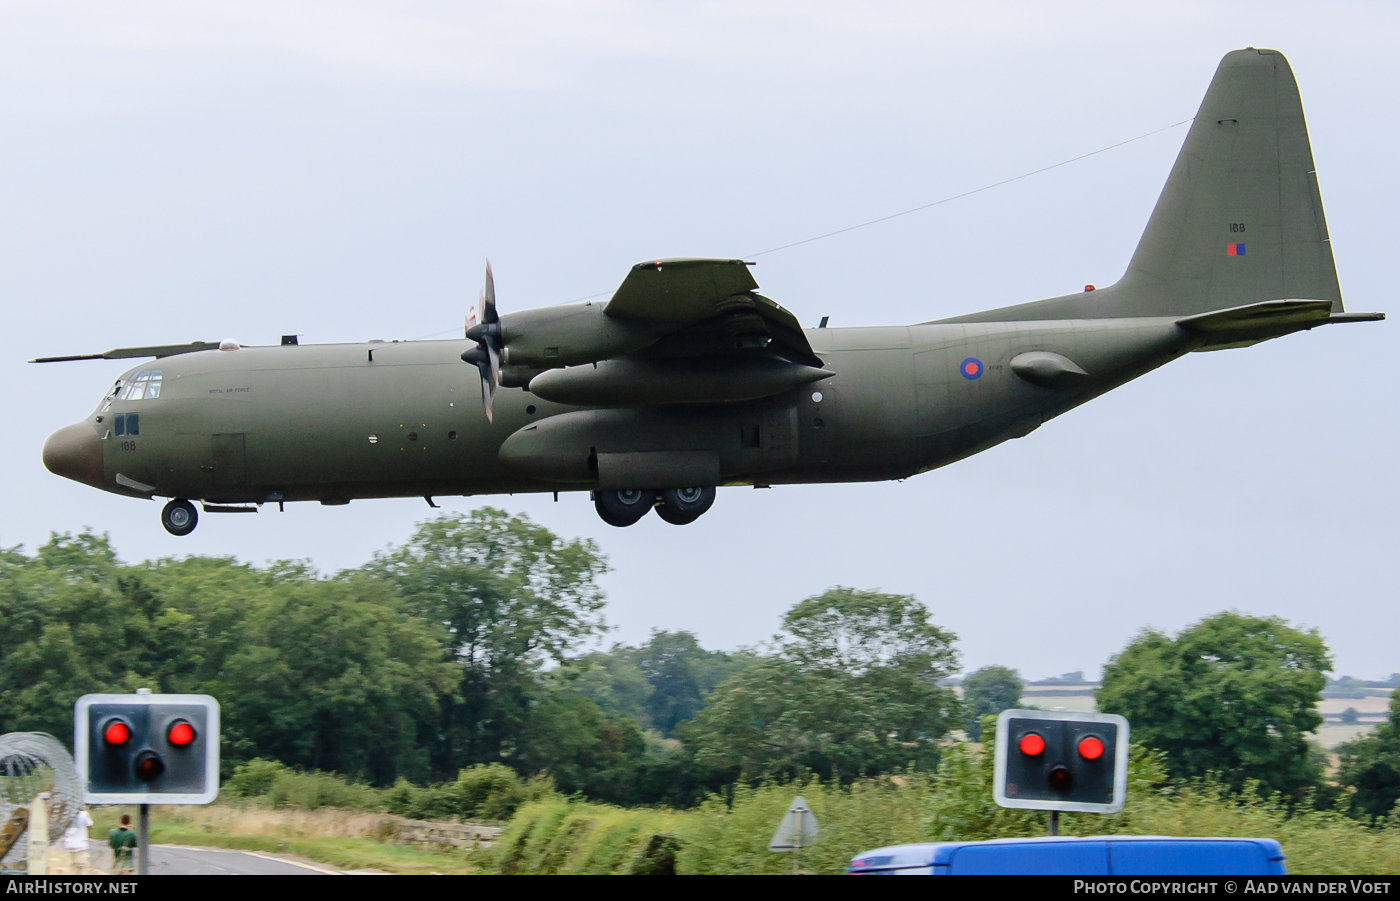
[1019,688,1387,749]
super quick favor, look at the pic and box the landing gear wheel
[594,488,656,527]
[161,499,199,536]
[655,486,716,525]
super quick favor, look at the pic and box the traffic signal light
[74,693,220,804]
[993,709,1128,814]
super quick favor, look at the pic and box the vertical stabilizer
[1121,48,1341,315]
[942,49,1343,323]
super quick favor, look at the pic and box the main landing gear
[593,486,717,527]
[161,499,199,536]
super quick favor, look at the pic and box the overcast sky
[3,1,1395,680]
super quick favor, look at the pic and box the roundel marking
[960,357,983,380]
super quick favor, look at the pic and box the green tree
[1335,690,1400,822]
[516,692,647,805]
[962,665,1023,741]
[566,651,654,722]
[568,631,755,735]
[691,587,960,781]
[363,509,609,777]
[1096,611,1330,799]
[0,534,453,784]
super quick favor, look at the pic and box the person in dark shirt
[108,813,137,873]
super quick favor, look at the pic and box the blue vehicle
[847,836,1286,875]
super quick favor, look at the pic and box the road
[76,840,374,875]
[147,844,355,875]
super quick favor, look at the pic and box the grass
[491,749,1400,875]
[90,804,485,875]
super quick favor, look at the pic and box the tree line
[0,509,1395,820]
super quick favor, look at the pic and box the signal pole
[138,804,150,876]
[1048,810,1059,837]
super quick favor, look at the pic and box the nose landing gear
[161,499,199,536]
[592,486,717,527]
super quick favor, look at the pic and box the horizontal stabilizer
[1178,300,1384,351]
[30,341,219,363]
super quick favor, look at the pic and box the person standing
[63,805,95,874]
[108,813,137,874]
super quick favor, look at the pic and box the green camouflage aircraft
[36,49,1383,535]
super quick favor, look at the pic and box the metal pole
[1048,810,1059,837]
[138,804,150,876]
[793,809,801,875]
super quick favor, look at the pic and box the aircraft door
[210,433,247,486]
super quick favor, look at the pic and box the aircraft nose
[43,422,105,489]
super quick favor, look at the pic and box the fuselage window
[114,415,126,437]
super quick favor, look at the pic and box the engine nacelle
[527,357,831,407]
[496,303,654,370]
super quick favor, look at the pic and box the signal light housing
[993,709,1129,814]
[74,693,220,804]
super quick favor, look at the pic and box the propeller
[461,260,502,422]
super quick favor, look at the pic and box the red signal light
[1078,736,1105,760]
[168,721,196,747]
[103,720,130,745]
[1018,732,1045,756]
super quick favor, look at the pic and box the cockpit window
[118,370,162,401]
[100,380,121,413]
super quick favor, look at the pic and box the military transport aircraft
[35,49,1383,535]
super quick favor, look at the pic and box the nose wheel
[161,499,199,536]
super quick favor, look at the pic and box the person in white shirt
[62,806,95,874]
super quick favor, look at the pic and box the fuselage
[48,315,1196,508]
[38,48,1380,532]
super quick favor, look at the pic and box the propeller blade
[486,337,501,390]
[483,260,498,324]
[482,367,496,423]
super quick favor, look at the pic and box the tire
[161,499,199,536]
[655,486,716,525]
[594,488,656,527]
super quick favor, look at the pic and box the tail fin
[943,48,1343,323]
[1121,48,1341,315]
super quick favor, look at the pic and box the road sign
[74,693,220,804]
[769,795,820,851]
[993,709,1128,814]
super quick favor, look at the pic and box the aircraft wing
[30,341,220,363]
[605,258,824,368]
